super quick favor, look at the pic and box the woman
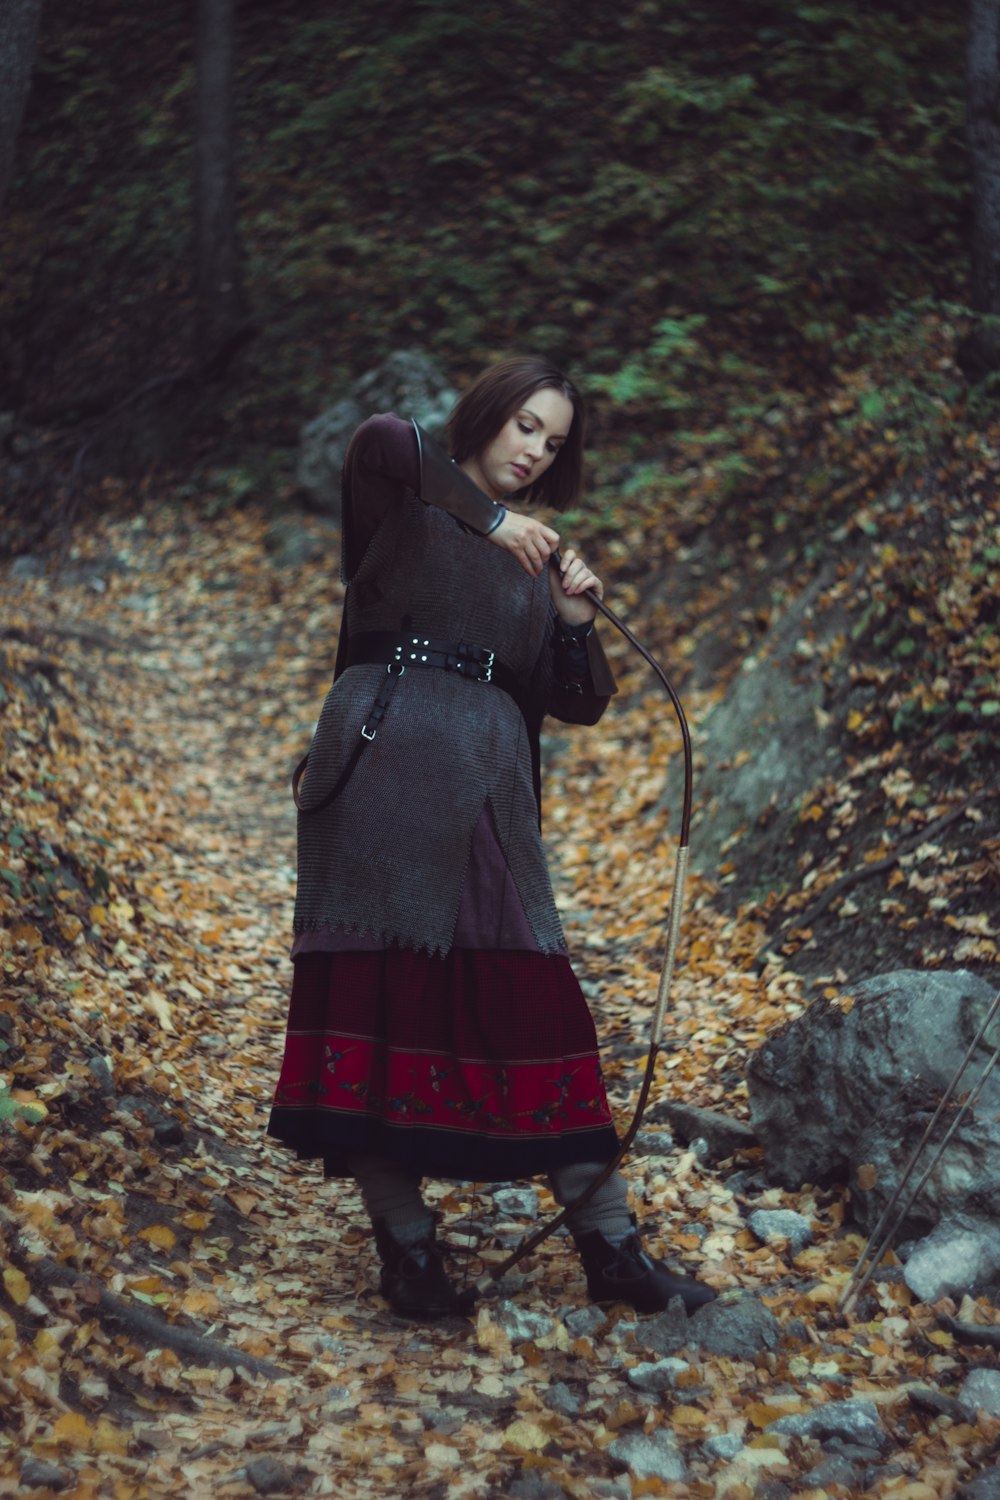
[267,356,714,1320]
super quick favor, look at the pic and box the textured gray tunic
[293,414,615,958]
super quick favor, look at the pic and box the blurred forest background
[0,0,986,506]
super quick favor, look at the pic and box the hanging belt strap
[292,633,522,815]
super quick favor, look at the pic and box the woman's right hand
[489,509,560,577]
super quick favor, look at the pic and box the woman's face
[462,386,574,501]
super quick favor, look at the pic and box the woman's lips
[511,463,530,480]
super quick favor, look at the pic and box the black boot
[371,1218,475,1320]
[574,1220,716,1315]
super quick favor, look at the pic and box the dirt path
[5,504,996,1498]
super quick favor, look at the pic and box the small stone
[544,1381,581,1417]
[562,1304,607,1339]
[907,1385,974,1423]
[608,1429,688,1482]
[687,1295,781,1358]
[801,1455,860,1489]
[493,1299,556,1344]
[959,1471,1000,1500]
[245,1456,295,1495]
[635,1297,691,1357]
[658,1103,757,1162]
[87,1055,115,1097]
[703,1433,744,1460]
[493,1187,539,1219]
[20,1458,72,1491]
[634,1127,675,1158]
[771,1398,889,1453]
[904,1216,1000,1303]
[11,555,45,580]
[747,1208,813,1255]
[960,1368,1000,1418]
[586,1483,631,1500]
[626,1357,689,1393]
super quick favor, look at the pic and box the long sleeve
[340,413,421,581]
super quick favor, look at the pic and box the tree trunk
[0,0,44,214]
[194,0,247,363]
[961,0,1000,379]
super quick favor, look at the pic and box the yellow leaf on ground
[856,1163,878,1190]
[143,991,175,1032]
[181,1210,213,1231]
[138,1224,177,1251]
[670,1405,708,1427]
[3,1267,31,1306]
[503,1418,548,1452]
[51,1411,93,1448]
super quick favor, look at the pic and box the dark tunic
[267,414,620,1178]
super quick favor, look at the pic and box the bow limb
[477,580,694,1289]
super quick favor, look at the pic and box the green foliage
[0,0,970,457]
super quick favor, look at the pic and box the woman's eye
[517,422,533,435]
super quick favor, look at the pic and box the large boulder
[297,350,458,516]
[746,969,1000,1231]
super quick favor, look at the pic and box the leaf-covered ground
[1,497,999,1497]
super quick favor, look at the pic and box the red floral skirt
[266,948,619,1180]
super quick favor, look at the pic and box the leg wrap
[548,1160,632,1240]
[348,1151,433,1242]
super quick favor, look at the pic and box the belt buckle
[480,649,494,683]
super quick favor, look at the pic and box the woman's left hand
[549,548,604,626]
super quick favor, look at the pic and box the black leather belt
[347,631,521,703]
[293,631,522,814]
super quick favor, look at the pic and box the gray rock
[960,1369,1000,1418]
[636,1294,781,1359]
[493,1299,557,1344]
[11,555,45,580]
[657,1103,757,1162]
[297,350,457,516]
[904,1216,1000,1303]
[493,1187,539,1219]
[688,1296,782,1357]
[562,1304,607,1339]
[586,1483,631,1500]
[702,1432,744,1460]
[608,1429,688,1482]
[747,1209,813,1255]
[118,1095,184,1148]
[771,1398,889,1454]
[87,1054,115,1097]
[801,1456,861,1489]
[626,1357,689,1393]
[633,1127,675,1158]
[20,1458,72,1491]
[636,1297,693,1357]
[663,559,849,878]
[746,969,1000,1229]
[959,1471,1000,1500]
[244,1456,295,1495]
[544,1381,581,1417]
[907,1385,974,1423]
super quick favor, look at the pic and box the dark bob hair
[447,355,585,512]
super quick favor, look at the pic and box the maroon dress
[267,415,620,1180]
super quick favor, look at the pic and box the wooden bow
[475,563,694,1291]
